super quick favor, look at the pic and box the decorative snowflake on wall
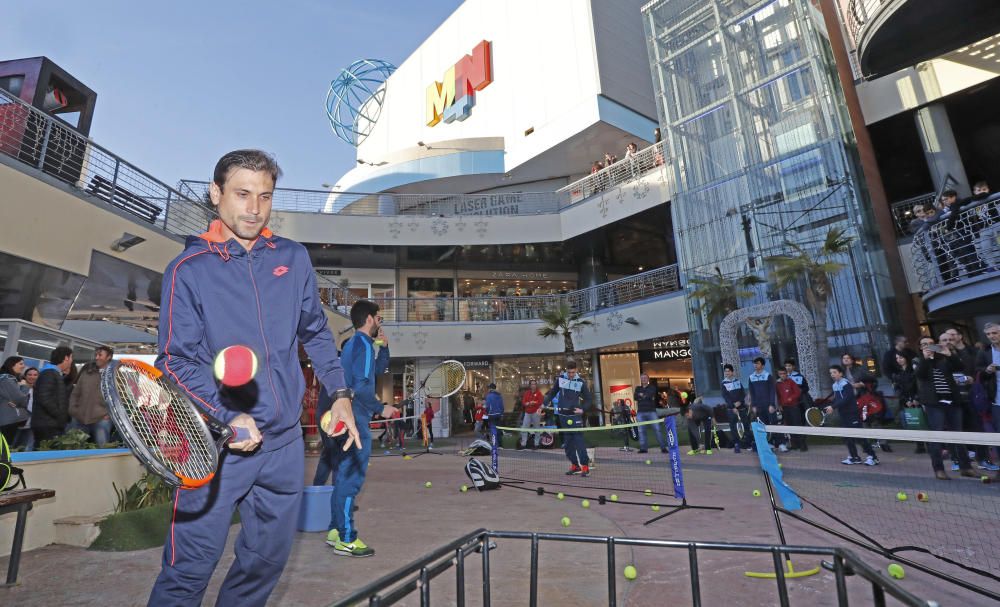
[388,220,402,239]
[607,310,624,332]
[431,218,449,236]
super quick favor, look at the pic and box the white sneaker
[864,456,878,466]
[842,457,861,465]
[778,444,789,453]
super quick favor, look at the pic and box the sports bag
[464,458,500,491]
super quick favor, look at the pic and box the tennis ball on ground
[623,565,637,580]
[403,455,412,460]
[651,504,660,512]
[460,485,468,493]
[753,490,761,497]
[887,563,905,579]
[425,481,432,488]
[557,492,565,500]
[645,459,652,465]
[610,494,619,502]
[214,345,258,387]
[581,499,590,509]
[981,475,991,484]
[561,516,571,527]
[917,492,928,502]
[644,489,652,496]
[778,463,782,469]
[896,492,907,502]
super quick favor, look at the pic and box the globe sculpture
[325,58,396,146]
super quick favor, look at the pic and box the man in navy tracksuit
[149,150,361,607]
[483,382,504,450]
[544,361,593,477]
[328,300,392,557]
[747,357,777,448]
[721,364,749,452]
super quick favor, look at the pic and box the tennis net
[758,423,1000,602]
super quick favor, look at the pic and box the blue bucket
[298,485,333,532]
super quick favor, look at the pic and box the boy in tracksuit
[329,300,393,557]
[775,369,804,452]
[826,365,878,466]
[484,383,504,451]
[544,361,593,477]
[747,357,778,448]
[721,364,750,452]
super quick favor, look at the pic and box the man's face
[529,382,537,391]
[941,195,957,207]
[640,374,649,386]
[567,368,578,379]
[753,361,763,372]
[919,338,935,350]
[895,337,908,351]
[784,363,795,374]
[95,350,112,369]
[945,329,963,346]
[24,369,38,387]
[985,326,1000,346]
[209,168,274,247]
[974,184,990,196]
[912,205,926,220]
[723,368,734,379]
[924,207,937,220]
[366,313,382,337]
[777,370,787,380]
[841,354,852,366]
[829,368,841,380]
[938,333,952,348]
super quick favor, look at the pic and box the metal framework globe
[325,58,396,146]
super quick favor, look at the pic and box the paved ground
[2,439,998,606]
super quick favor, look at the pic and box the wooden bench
[86,174,162,224]
[1,488,55,587]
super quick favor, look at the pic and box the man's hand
[327,397,361,450]
[376,327,389,346]
[922,348,935,360]
[824,406,834,415]
[381,404,397,419]
[574,408,583,414]
[229,413,262,452]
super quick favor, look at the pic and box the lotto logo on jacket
[426,40,493,126]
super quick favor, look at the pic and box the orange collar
[199,219,274,244]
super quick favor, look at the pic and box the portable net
[759,424,1000,599]
[493,417,676,498]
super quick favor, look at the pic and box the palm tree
[765,227,854,392]
[537,302,593,354]
[688,267,766,326]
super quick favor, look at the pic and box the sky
[2,0,463,189]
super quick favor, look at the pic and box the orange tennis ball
[214,345,258,387]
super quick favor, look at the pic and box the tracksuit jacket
[149,220,346,607]
[721,376,746,408]
[544,373,593,426]
[747,370,775,409]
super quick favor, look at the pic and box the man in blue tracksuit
[483,382,504,448]
[721,364,749,452]
[747,357,778,448]
[149,150,361,607]
[329,300,392,557]
[544,361,593,477]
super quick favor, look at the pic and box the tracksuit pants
[636,410,666,451]
[331,423,372,543]
[148,438,305,607]
[563,431,589,467]
[520,412,544,446]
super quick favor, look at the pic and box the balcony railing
[889,192,936,236]
[557,141,668,203]
[909,194,1000,293]
[321,264,680,323]
[0,86,213,237]
[843,0,886,48]
[177,142,670,217]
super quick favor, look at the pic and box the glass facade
[643,0,897,394]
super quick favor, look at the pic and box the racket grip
[231,426,252,443]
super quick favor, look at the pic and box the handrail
[889,192,936,236]
[909,194,1000,294]
[0,86,213,238]
[844,0,887,48]
[557,140,668,203]
[320,264,681,322]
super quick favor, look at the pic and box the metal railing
[329,529,933,607]
[558,141,668,203]
[0,87,213,237]
[889,192,936,236]
[320,264,680,323]
[909,194,1000,293]
[844,0,887,48]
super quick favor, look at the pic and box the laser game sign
[426,40,493,127]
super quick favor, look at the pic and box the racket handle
[231,426,252,443]
[334,421,346,433]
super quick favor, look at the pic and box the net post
[529,533,539,607]
[833,554,850,607]
[455,547,465,607]
[771,548,790,607]
[481,535,492,607]
[607,536,617,607]
[687,543,702,607]
[419,566,430,607]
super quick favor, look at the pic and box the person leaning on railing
[936,189,990,282]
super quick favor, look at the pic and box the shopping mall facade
[1,0,999,438]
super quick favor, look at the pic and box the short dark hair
[777,368,788,374]
[723,363,734,372]
[565,360,577,370]
[893,335,907,345]
[941,189,958,199]
[50,346,74,365]
[96,345,114,358]
[841,352,856,363]
[829,364,845,374]
[213,149,282,190]
[783,358,797,367]
[488,383,496,390]
[973,180,989,190]
[350,299,380,329]
[920,202,936,213]
[0,356,24,376]
[753,357,765,365]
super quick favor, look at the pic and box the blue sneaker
[978,461,1000,472]
[951,462,960,471]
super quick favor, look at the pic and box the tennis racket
[323,360,467,434]
[101,359,251,489]
[805,406,832,427]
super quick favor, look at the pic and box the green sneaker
[325,528,340,547]
[705,449,713,455]
[334,538,374,558]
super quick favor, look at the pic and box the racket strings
[425,361,466,398]
[114,366,216,480]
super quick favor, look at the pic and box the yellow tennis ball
[460,485,468,493]
[753,490,761,497]
[644,489,652,496]
[425,481,432,488]
[581,499,590,509]
[561,516,571,527]
[896,492,907,502]
[887,563,905,579]
[610,494,619,502]
[645,459,652,465]
[651,504,660,511]
[567,419,574,426]
[213,345,258,387]
[403,455,412,460]
[981,475,991,484]
[557,492,565,500]
[623,565,637,580]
